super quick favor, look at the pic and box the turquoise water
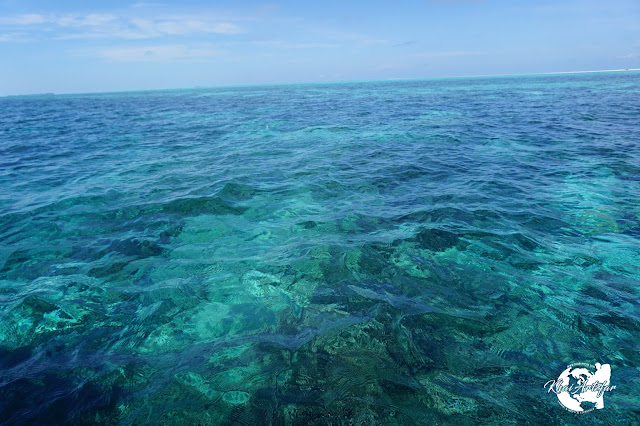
[1,72,639,424]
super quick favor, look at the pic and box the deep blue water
[1,72,639,424]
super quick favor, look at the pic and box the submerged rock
[222,390,250,405]
[410,228,463,252]
[105,238,164,259]
[217,182,261,202]
[0,295,80,347]
[162,196,247,216]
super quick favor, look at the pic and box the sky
[0,0,639,95]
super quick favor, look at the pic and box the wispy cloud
[0,12,242,41]
[59,14,118,27]
[308,26,388,46]
[0,13,116,27]
[132,2,163,8]
[428,0,485,5]
[0,32,23,42]
[99,44,222,61]
[126,18,241,37]
[620,52,640,60]
[411,50,485,58]
[0,14,48,25]
[258,4,280,12]
[393,40,417,48]
[254,40,337,49]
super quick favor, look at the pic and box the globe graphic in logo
[554,363,611,413]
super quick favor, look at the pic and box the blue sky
[0,0,639,95]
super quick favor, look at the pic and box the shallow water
[1,73,639,424]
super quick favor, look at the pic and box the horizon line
[3,68,640,98]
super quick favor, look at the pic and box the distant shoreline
[460,69,640,78]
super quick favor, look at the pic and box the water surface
[1,72,639,424]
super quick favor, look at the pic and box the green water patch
[162,196,248,216]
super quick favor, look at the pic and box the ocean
[1,72,639,424]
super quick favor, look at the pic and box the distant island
[465,69,640,78]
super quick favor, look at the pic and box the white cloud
[411,50,485,58]
[0,14,47,25]
[132,2,163,8]
[145,20,241,35]
[428,0,485,4]
[290,42,336,48]
[259,4,280,12]
[0,13,116,27]
[0,32,23,42]
[0,12,242,40]
[254,40,337,49]
[99,44,222,61]
[307,27,387,46]
[58,14,118,27]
